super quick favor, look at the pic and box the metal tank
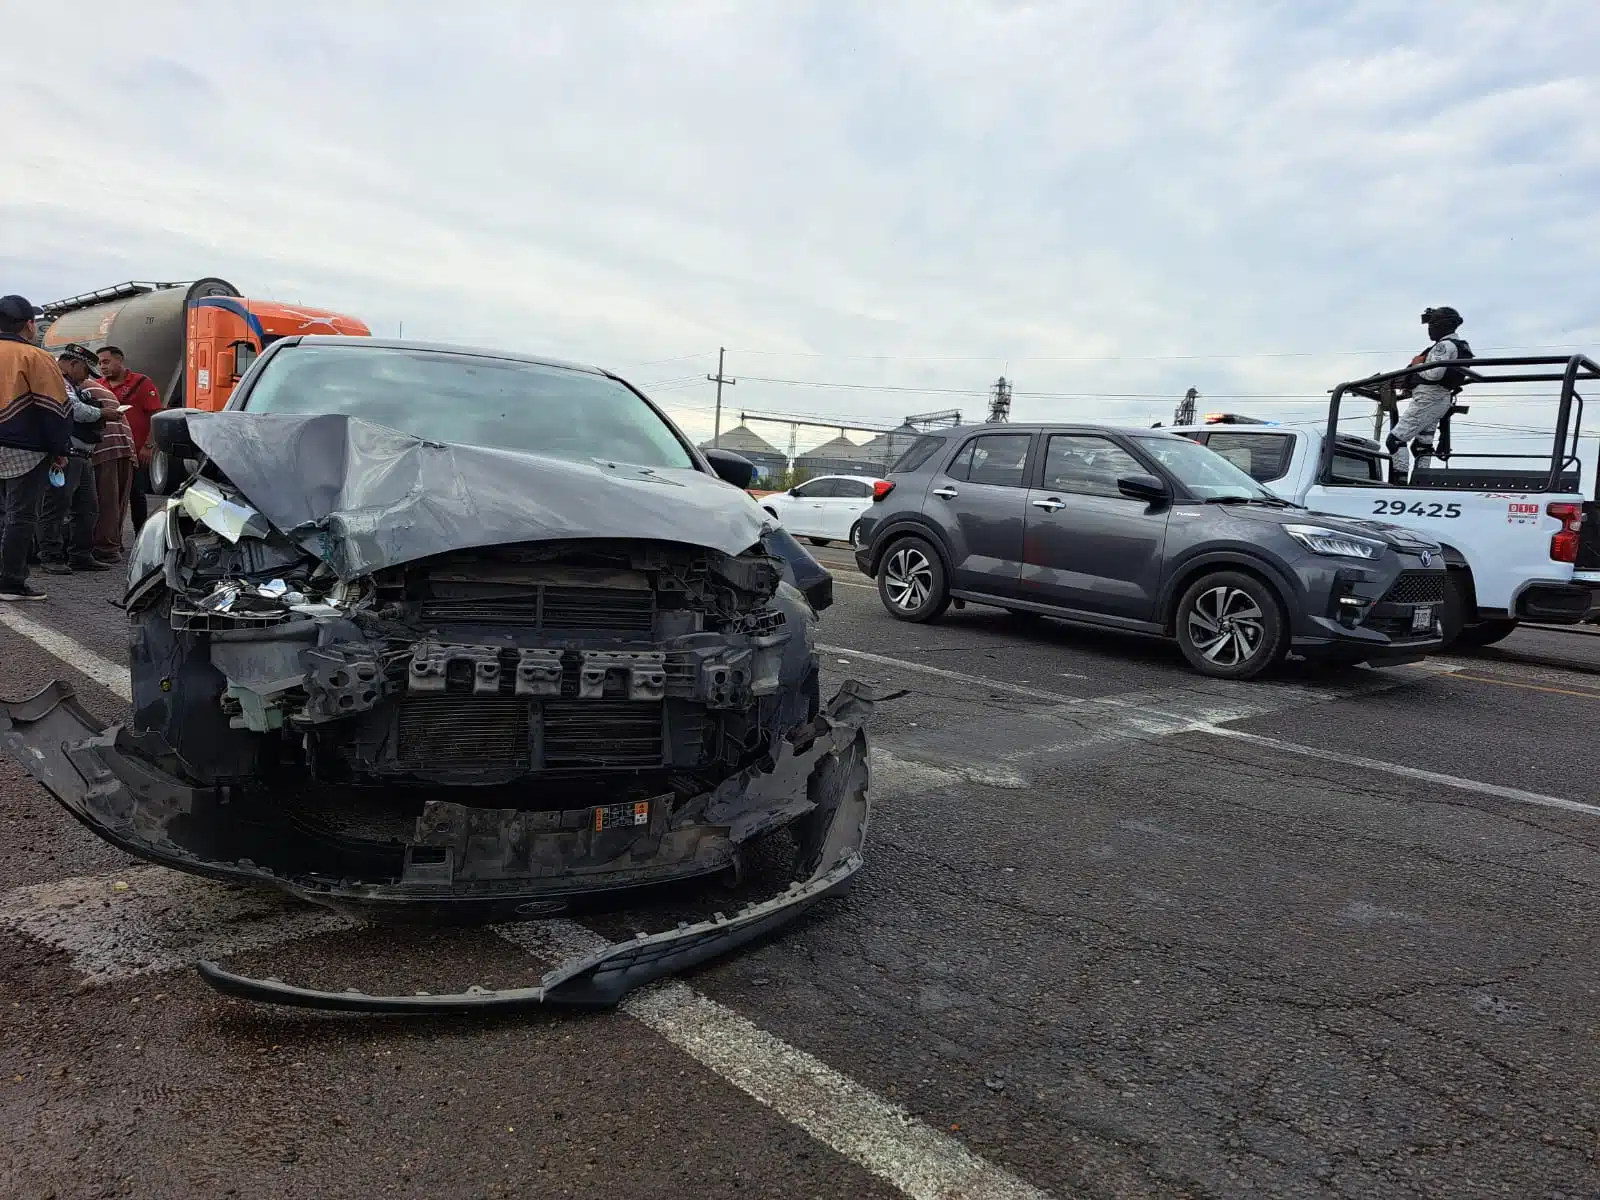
[39,279,239,405]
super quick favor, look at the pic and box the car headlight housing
[1284,524,1385,560]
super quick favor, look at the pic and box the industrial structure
[736,407,964,477]
[987,377,1012,423]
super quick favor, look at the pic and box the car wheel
[848,520,864,549]
[809,537,833,547]
[1175,570,1287,680]
[1453,618,1518,649]
[877,536,950,623]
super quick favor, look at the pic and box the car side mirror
[703,447,755,489]
[151,408,205,459]
[1116,473,1169,505]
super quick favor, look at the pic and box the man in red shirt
[97,345,163,530]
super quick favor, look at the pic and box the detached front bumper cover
[1,680,873,1012]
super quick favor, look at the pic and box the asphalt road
[3,541,1598,1199]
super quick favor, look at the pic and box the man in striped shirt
[85,349,137,563]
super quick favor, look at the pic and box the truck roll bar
[1322,354,1598,492]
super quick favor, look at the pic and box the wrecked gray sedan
[1,337,872,1011]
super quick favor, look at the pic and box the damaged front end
[2,440,873,1007]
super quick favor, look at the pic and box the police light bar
[1202,412,1271,425]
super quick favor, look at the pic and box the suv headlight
[1284,524,1385,560]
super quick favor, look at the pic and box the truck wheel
[877,536,950,623]
[1453,619,1519,649]
[1439,570,1471,647]
[148,449,172,496]
[1175,571,1287,680]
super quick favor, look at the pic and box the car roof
[935,422,1191,439]
[289,335,609,378]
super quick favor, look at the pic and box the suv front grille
[1380,570,1446,606]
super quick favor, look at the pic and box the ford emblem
[1420,550,1433,567]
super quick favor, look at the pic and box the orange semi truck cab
[39,278,371,414]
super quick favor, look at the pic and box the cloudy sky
[4,1,1597,462]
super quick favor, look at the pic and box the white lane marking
[832,579,876,591]
[0,608,131,699]
[1198,726,1600,818]
[501,924,1055,1200]
[820,644,1090,690]
[0,867,353,983]
[5,610,1060,1200]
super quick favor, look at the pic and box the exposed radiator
[419,585,655,632]
[392,697,666,770]
[541,701,664,768]
[395,696,532,769]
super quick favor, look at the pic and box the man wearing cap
[0,295,70,601]
[84,350,136,563]
[1388,307,1472,483]
[38,344,110,574]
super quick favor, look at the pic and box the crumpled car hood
[187,412,770,578]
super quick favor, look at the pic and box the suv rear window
[1203,432,1294,483]
[889,435,946,474]
[948,433,1032,488]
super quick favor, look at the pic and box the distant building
[794,433,876,478]
[858,422,922,473]
[698,424,788,483]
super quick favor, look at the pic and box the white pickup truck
[1170,354,1600,648]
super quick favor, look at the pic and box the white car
[761,475,886,546]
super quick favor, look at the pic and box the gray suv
[851,424,1447,679]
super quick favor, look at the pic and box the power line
[726,343,1588,364]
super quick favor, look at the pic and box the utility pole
[707,347,736,446]
[987,376,1012,423]
[1174,387,1198,426]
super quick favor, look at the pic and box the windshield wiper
[1202,494,1299,508]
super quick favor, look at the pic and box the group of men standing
[0,294,162,602]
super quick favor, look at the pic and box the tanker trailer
[39,279,369,493]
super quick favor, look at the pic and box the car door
[927,431,1035,599]
[1019,433,1171,621]
[774,479,827,536]
[824,477,874,539]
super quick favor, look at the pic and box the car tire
[848,519,864,549]
[1174,570,1287,680]
[877,535,950,623]
[1453,619,1519,649]
[809,537,833,547]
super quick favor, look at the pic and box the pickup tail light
[872,480,895,501]
[1548,502,1583,563]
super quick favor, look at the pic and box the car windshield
[241,345,695,470]
[1133,435,1278,501]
